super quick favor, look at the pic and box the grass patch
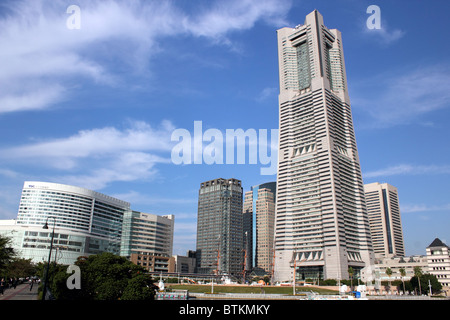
[166,284,338,295]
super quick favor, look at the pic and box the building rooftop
[427,238,448,248]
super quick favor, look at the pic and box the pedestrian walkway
[0,282,39,300]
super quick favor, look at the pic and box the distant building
[169,250,197,274]
[373,255,428,282]
[196,178,244,276]
[243,182,276,275]
[364,182,405,258]
[129,253,174,273]
[426,238,450,293]
[0,181,175,269]
[120,210,174,272]
[0,181,130,265]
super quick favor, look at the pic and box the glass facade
[196,178,243,276]
[120,210,174,258]
[9,181,131,264]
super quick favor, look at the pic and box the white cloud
[352,64,450,128]
[112,190,197,206]
[257,87,277,102]
[362,13,405,45]
[401,203,450,214]
[364,27,405,45]
[184,0,291,41]
[0,120,175,189]
[363,164,450,178]
[0,84,67,113]
[3,120,174,165]
[0,0,292,114]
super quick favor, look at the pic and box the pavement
[0,282,39,300]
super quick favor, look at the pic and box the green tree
[0,235,16,276]
[397,279,413,293]
[385,267,393,291]
[6,258,36,278]
[48,252,156,300]
[410,273,442,296]
[121,274,155,300]
[399,268,406,294]
[413,266,423,295]
[348,267,354,290]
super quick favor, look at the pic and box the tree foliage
[409,273,442,295]
[6,258,36,278]
[0,235,16,275]
[46,252,156,300]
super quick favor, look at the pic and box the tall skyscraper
[196,178,244,276]
[274,10,374,282]
[243,182,276,274]
[364,182,405,258]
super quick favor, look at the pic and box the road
[0,282,39,300]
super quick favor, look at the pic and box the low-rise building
[426,238,450,293]
[169,251,197,274]
[374,255,428,281]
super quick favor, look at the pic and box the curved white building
[10,181,130,264]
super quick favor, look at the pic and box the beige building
[426,238,450,293]
[120,211,174,272]
[374,255,428,281]
[130,253,174,273]
[243,182,276,274]
[364,182,405,258]
[170,251,197,274]
[274,10,374,282]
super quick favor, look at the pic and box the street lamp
[42,216,56,300]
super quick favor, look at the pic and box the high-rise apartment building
[274,10,374,282]
[364,182,405,258]
[243,182,276,274]
[196,178,244,276]
[120,211,174,272]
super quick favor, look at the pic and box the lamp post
[42,217,56,300]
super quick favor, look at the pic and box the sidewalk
[0,282,39,300]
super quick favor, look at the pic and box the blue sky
[0,0,449,256]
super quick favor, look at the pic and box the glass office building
[196,178,244,276]
[4,181,131,265]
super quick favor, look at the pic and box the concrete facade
[364,182,405,258]
[274,10,374,282]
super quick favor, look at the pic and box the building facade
[120,211,174,272]
[364,182,405,258]
[372,255,428,282]
[5,181,130,264]
[426,238,450,293]
[169,251,197,274]
[0,181,175,268]
[196,178,244,276]
[274,10,374,282]
[243,182,276,275]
